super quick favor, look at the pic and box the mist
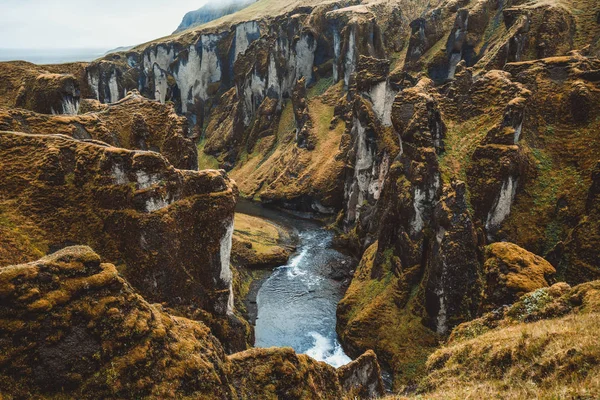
[0,0,210,51]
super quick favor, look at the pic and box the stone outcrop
[482,242,555,311]
[404,0,587,83]
[0,61,81,115]
[337,78,483,385]
[424,180,482,334]
[0,131,241,345]
[0,91,198,170]
[0,246,234,399]
[464,72,532,240]
[337,350,385,398]
[0,247,385,399]
[292,77,315,149]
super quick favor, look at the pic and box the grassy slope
[338,243,439,388]
[232,213,293,267]
[229,80,346,203]
[385,281,600,399]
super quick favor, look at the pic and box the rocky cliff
[337,51,600,388]
[1,0,600,396]
[175,0,257,34]
[0,246,384,399]
[0,91,197,170]
[0,61,84,115]
[0,131,246,350]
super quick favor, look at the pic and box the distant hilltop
[174,0,256,33]
[104,45,134,55]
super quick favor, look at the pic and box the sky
[0,0,209,50]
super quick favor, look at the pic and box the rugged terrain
[0,0,599,397]
[0,246,383,399]
[175,0,257,34]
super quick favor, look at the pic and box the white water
[306,332,352,368]
[254,215,353,368]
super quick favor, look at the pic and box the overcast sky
[0,0,208,50]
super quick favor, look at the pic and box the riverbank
[231,210,297,326]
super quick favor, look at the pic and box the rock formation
[482,242,555,311]
[0,247,385,399]
[0,91,198,170]
[1,0,600,396]
[0,131,244,348]
[0,61,82,115]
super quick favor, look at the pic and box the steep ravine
[235,201,354,368]
[1,0,600,397]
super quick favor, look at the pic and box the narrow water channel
[236,201,353,368]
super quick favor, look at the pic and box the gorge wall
[1,0,600,396]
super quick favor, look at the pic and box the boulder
[337,350,385,398]
[0,131,238,334]
[482,242,555,311]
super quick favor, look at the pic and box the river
[236,201,353,368]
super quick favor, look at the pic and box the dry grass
[390,311,600,399]
[0,200,48,266]
[230,80,346,204]
[232,213,293,268]
[380,281,600,399]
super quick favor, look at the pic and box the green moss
[276,100,296,139]
[439,114,496,184]
[338,243,438,387]
[307,77,334,99]
[197,136,221,170]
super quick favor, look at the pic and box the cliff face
[0,91,198,170]
[174,0,257,34]
[0,61,83,115]
[0,247,384,399]
[0,132,240,344]
[80,0,598,217]
[1,0,599,396]
[338,52,600,387]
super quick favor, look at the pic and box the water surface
[237,201,353,368]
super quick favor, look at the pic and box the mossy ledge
[0,246,384,399]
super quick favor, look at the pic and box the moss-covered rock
[0,90,197,170]
[482,242,555,311]
[0,131,238,335]
[0,246,385,399]
[0,246,234,399]
[0,61,81,115]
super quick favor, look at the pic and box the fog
[0,0,210,50]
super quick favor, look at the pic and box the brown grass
[230,81,346,205]
[232,213,293,268]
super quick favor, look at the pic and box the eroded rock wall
[0,131,235,319]
[0,246,385,399]
[0,91,198,170]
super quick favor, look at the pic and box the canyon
[1,0,600,398]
